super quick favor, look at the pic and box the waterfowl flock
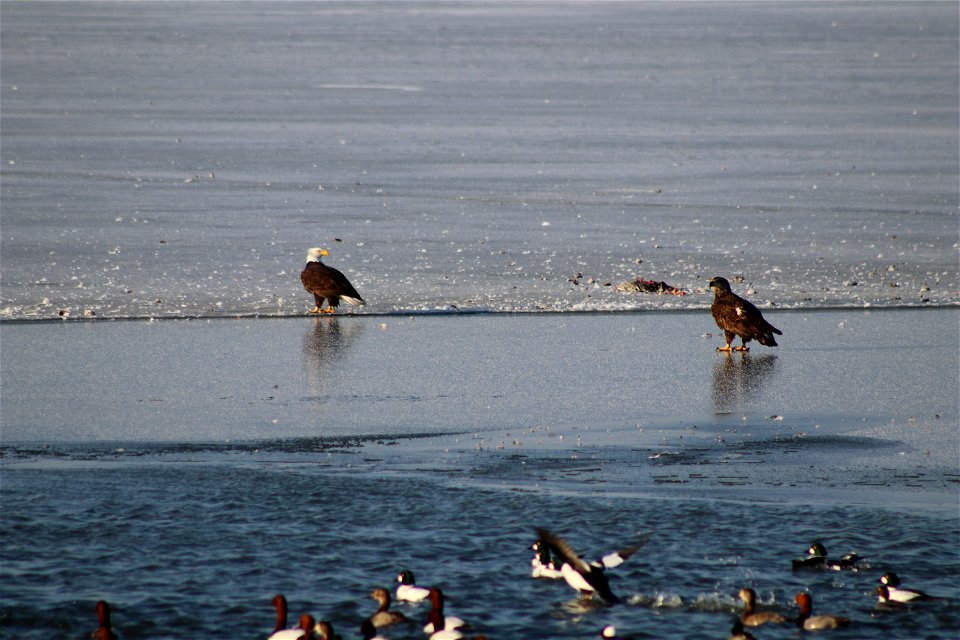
[83,534,944,639]
[72,258,944,637]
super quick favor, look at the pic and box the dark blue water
[1,450,958,639]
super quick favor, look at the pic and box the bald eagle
[300,247,365,314]
[708,277,781,352]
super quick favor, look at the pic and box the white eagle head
[306,247,329,263]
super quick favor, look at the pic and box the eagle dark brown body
[708,277,781,352]
[300,248,365,314]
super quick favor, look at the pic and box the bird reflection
[711,353,777,414]
[302,317,364,396]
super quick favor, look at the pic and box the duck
[593,537,649,571]
[879,572,940,602]
[396,570,431,603]
[535,527,647,604]
[737,588,787,627]
[369,588,408,628]
[269,595,312,640]
[728,621,755,640]
[533,533,647,576]
[795,592,850,630]
[791,542,861,571]
[314,620,341,640]
[874,585,904,607]
[600,624,634,639]
[530,540,563,579]
[91,600,118,640]
[423,588,468,638]
[360,619,388,640]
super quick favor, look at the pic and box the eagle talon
[734,346,750,352]
[307,306,322,314]
[716,346,733,352]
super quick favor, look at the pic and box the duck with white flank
[737,588,787,627]
[314,620,340,640]
[360,619,388,640]
[600,624,634,639]
[534,528,649,604]
[708,276,781,352]
[396,569,431,603]
[300,247,365,314]
[530,539,563,579]
[268,595,312,640]
[795,592,850,630]
[532,532,647,581]
[791,542,862,571]
[368,588,407,628]
[423,587,469,638]
[878,572,942,602]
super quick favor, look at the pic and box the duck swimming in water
[600,624,634,639]
[91,600,118,640]
[791,542,862,571]
[368,588,407,628]
[314,619,341,640]
[423,588,468,638]
[268,596,313,640]
[737,588,787,627]
[878,572,941,602]
[395,569,431,603]
[795,592,850,630]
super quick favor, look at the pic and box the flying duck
[534,528,647,604]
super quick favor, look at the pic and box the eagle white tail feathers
[340,295,365,306]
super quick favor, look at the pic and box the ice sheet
[1,2,957,319]
[3,311,956,475]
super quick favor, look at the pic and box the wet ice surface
[1,2,958,319]
[3,309,958,503]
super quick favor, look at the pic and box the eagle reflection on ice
[711,353,778,414]
[302,317,364,395]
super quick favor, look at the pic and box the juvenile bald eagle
[300,247,365,314]
[708,276,781,352]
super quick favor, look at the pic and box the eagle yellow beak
[319,248,329,257]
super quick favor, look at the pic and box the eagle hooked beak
[319,248,330,257]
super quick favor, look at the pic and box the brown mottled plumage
[369,587,407,628]
[738,588,787,627]
[708,277,781,352]
[300,247,365,314]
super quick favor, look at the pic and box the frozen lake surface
[1,311,957,466]
[1,1,957,319]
